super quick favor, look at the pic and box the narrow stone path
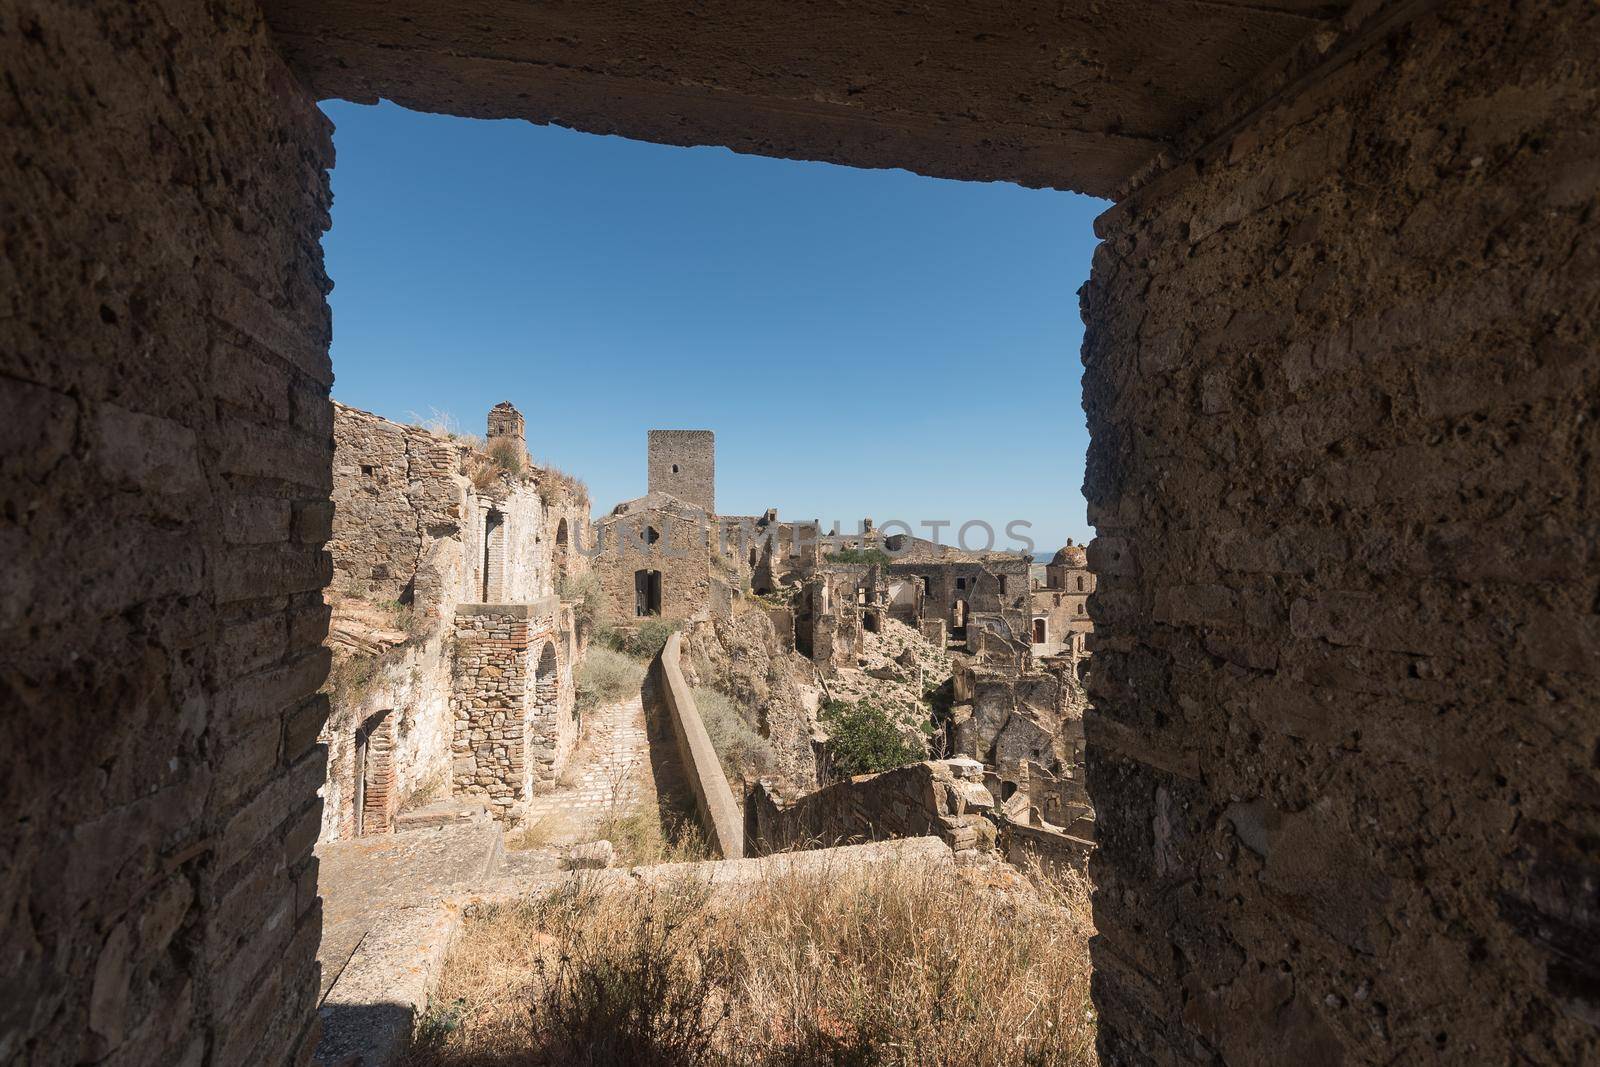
[520,691,679,845]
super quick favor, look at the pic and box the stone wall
[331,402,584,616]
[951,661,1086,784]
[747,759,996,860]
[319,629,455,842]
[1000,820,1093,877]
[655,632,744,858]
[449,600,575,819]
[591,493,732,623]
[322,403,589,840]
[1082,2,1600,1062]
[0,2,333,1062]
[646,429,715,514]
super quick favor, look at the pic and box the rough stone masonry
[3,0,1595,1065]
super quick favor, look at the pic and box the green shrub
[693,686,775,784]
[825,547,892,566]
[597,618,679,661]
[576,646,645,713]
[820,698,926,778]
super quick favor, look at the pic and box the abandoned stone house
[7,2,1595,1066]
[1031,538,1096,661]
[320,402,589,838]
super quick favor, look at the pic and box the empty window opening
[482,508,505,601]
[1077,576,1085,591]
[645,525,660,545]
[956,577,967,591]
[1032,618,1047,644]
[671,463,679,473]
[360,463,375,476]
[635,569,662,616]
[1077,603,1085,615]
[997,576,1007,594]
[863,611,881,634]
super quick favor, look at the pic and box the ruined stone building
[1031,538,1095,662]
[320,402,589,837]
[8,3,1595,1065]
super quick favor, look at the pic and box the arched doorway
[354,709,395,836]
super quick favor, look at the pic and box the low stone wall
[655,632,744,858]
[999,820,1094,877]
[747,759,997,860]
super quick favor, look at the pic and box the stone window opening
[645,524,660,545]
[360,463,375,477]
[1077,575,1085,591]
[863,611,881,634]
[1077,603,1085,615]
[997,576,1007,594]
[671,463,679,473]
[956,577,967,591]
[1032,617,1047,644]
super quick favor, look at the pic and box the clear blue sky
[320,100,1106,551]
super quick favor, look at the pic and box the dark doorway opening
[635,568,662,616]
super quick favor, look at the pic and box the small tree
[820,699,926,778]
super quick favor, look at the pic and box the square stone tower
[647,429,714,515]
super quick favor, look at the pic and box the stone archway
[524,641,564,795]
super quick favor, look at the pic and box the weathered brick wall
[748,760,997,859]
[1082,2,1600,1062]
[0,1,333,1062]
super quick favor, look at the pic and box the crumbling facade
[320,403,589,839]
[7,2,1596,1065]
[1031,539,1095,663]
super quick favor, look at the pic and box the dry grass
[407,860,1097,1067]
[576,646,647,714]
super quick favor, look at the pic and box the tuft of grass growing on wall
[819,697,928,779]
[486,438,524,476]
[576,646,646,713]
[404,860,1097,1067]
[326,653,380,712]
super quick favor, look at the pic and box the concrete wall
[1081,2,1600,1062]
[0,2,333,1062]
[747,759,996,860]
[655,632,744,858]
